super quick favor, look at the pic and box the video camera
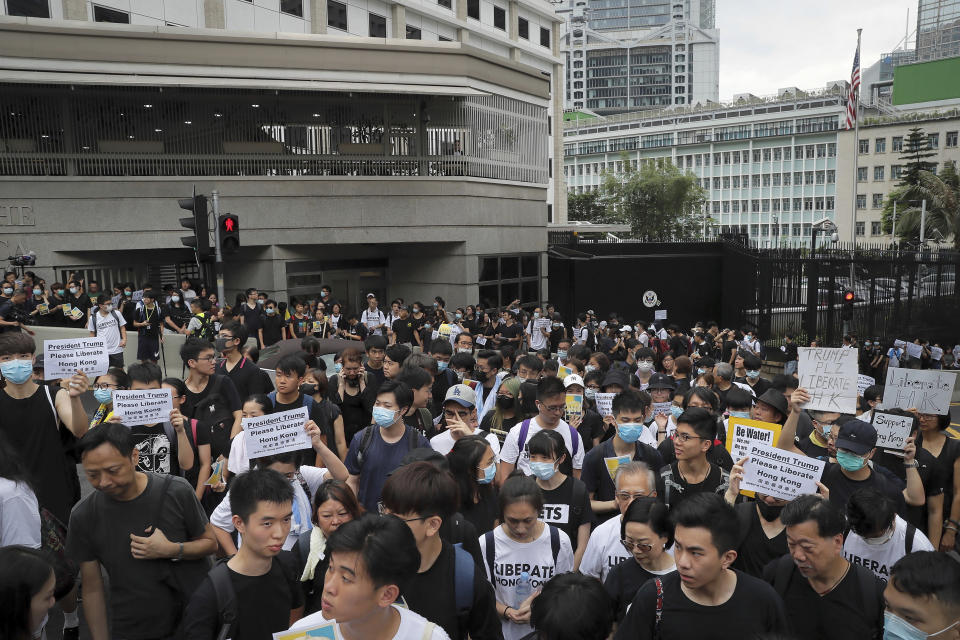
[8,251,36,267]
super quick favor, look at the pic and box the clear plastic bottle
[514,571,532,608]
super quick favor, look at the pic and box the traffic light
[218,214,240,255]
[178,194,211,261]
[841,290,855,321]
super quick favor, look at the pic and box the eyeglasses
[195,355,217,362]
[93,383,118,390]
[615,491,651,501]
[621,539,654,553]
[539,403,565,413]
[673,432,707,443]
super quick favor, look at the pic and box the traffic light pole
[211,189,225,305]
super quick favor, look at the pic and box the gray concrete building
[0,17,553,312]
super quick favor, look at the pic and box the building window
[732,201,740,213]
[803,197,813,211]
[828,143,837,156]
[732,176,740,188]
[712,177,721,189]
[5,0,50,17]
[438,0,452,8]
[478,254,540,310]
[762,174,771,187]
[327,0,347,31]
[772,173,781,186]
[369,13,386,37]
[752,175,761,187]
[815,170,825,184]
[858,139,869,154]
[722,176,730,189]
[406,25,421,39]
[280,0,303,16]
[827,169,836,183]
[805,145,815,159]
[856,221,865,236]
[753,150,762,162]
[891,164,903,179]
[857,167,867,182]
[947,131,958,148]
[540,26,551,47]
[826,196,834,210]
[929,133,939,149]
[874,166,885,181]
[804,171,814,185]
[518,17,529,39]
[872,221,882,235]
[494,6,506,29]
[816,144,826,158]
[872,193,884,208]
[875,138,886,153]
[856,194,866,209]
[782,173,791,186]
[793,198,802,212]
[468,0,480,19]
[892,136,903,152]
[93,5,130,22]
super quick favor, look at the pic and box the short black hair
[612,388,652,416]
[889,551,960,616]
[670,492,739,554]
[449,352,476,371]
[127,361,163,387]
[528,429,567,461]
[229,467,294,524]
[180,336,214,365]
[780,494,846,538]
[725,388,753,411]
[0,332,36,357]
[395,365,432,391]
[499,472,544,518]
[385,344,411,365]
[863,384,884,403]
[676,407,716,441]
[536,376,565,401]
[683,387,719,413]
[275,354,307,378]
[96,366,130,390]
[429,339,453,356]
[77,421,134,458]
[252,451,298,469]
[377,380,413,414]
[742,354,762,370]
[220,321,247,345]
[770,374,799,393]
[846,488,896,537]
[516,354,543,373]
[622,497,674,548]
[529,572,615,640]
[365,335,387,351]
[325,513,421,589]
[381,461,459,522]
[477,349,503,370]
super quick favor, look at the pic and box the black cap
[647,372,676,390]
[602,371,629,389]
[756,388,788,418]
[836,419,877,455]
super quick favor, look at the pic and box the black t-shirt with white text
[540,476,594,551]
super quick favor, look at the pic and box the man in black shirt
[765,494,885,640]
[657,408,730,509]
[133,289,164,362]
[383,462,502,640]
[615,493,787,640]
[184,467,304,639]
[215,322,270,401]
[122,362,194,476]
[495,310,522,350]
[390,305,416,347]
[364,335,387,392]
[238,288,264,346]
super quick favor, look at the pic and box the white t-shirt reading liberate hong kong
[479,524,574,640]
[843,515,935,581]
[579,514,630,583]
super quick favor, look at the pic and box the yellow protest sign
[726,416,782,497]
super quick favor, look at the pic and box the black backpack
[193,312,215,342]
[355,424,421,467]
[190,376,235,458]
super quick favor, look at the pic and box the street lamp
[810,217,839,253]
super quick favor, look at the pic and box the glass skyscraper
[916,0,960,61]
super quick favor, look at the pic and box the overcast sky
[718,0,916,100]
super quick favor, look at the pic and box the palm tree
[884,162,960,249]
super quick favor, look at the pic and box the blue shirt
[345,425,430,512]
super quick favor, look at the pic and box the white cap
[563,374,585,388]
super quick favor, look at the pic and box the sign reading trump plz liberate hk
[797,347,858,414]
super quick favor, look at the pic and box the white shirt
[228,434,250,475]
[574,326,589,345]
[579,514,629,582]
[843,515,935,581]
[501,416,585,474]
[211,466,329,550]
[87,310,126,354]
[290,604,450,640]
[430,429,501,461]
[479,524,574,640]
[361,308,387,335]
[0,478,41,548]
[525,320,549,351]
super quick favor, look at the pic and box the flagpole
[849,28,862,287]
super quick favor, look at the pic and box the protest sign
[565,394,583,423]
[883,368,956,415]
[857,374,876,396]
[797,347,858,414]
[273,624,336,640]
[112,389,174,425]
[462,379,480,392]
[905,342,923,359]
[594,392,615,417]
[206,458,226,486]
[894,339,906,349]
[930,346,943,361]
[652,402,673,417]
[604,455,632,482]
[475,336,487,346]
[741,443,825,501]
[558,365,574,379]
[871,411,913,450]
[654,309,668,320]
[725,417,782,497]
[43,337,109,380]
[243,407,311,458]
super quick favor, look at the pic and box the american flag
[845,42,861,130]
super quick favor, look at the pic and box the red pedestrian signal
[224,217,235,232]
[218,214,240,255]
[843,290,855,302]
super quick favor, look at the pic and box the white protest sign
[112,389,174,425]
[797,347,858,414]
[726,417,782,464]
[930,346,943,361]
[894,339,906,349]
[475,336,487,346]
[871,411,913,450]
[857,374,876,396]
[905,342,923,359]
[652,402,672,416]
[43,337,109,380]
[741,443,826,501]
[654,309,668,320]
[883,368,956,415]
[594,392,616,417]
[243,407,311,458]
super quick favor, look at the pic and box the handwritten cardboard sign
[43,337,109,380]
[243,407,311,458]
[883,368,956,415]
[905,342,924,359]
[797,347,858,414]
[741,443,825,501]
[871,411,913,450]
[112,389,174,425]
[857,374,876,396]
[594,392,615,417]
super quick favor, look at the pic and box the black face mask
[496,395,513,410]
[756,500,784,522]
[473,369,488,383]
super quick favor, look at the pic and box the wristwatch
[171,542,184,562]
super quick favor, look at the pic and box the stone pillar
[203,0,226,29]
[508,0,518,40]
[61,0,88,20]
[310,0,328,33]
[391,4,406,39]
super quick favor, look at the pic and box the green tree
[882,162,960,249]
[898,127,937,187]
[567,190,608,223]
[599,157,707,241]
